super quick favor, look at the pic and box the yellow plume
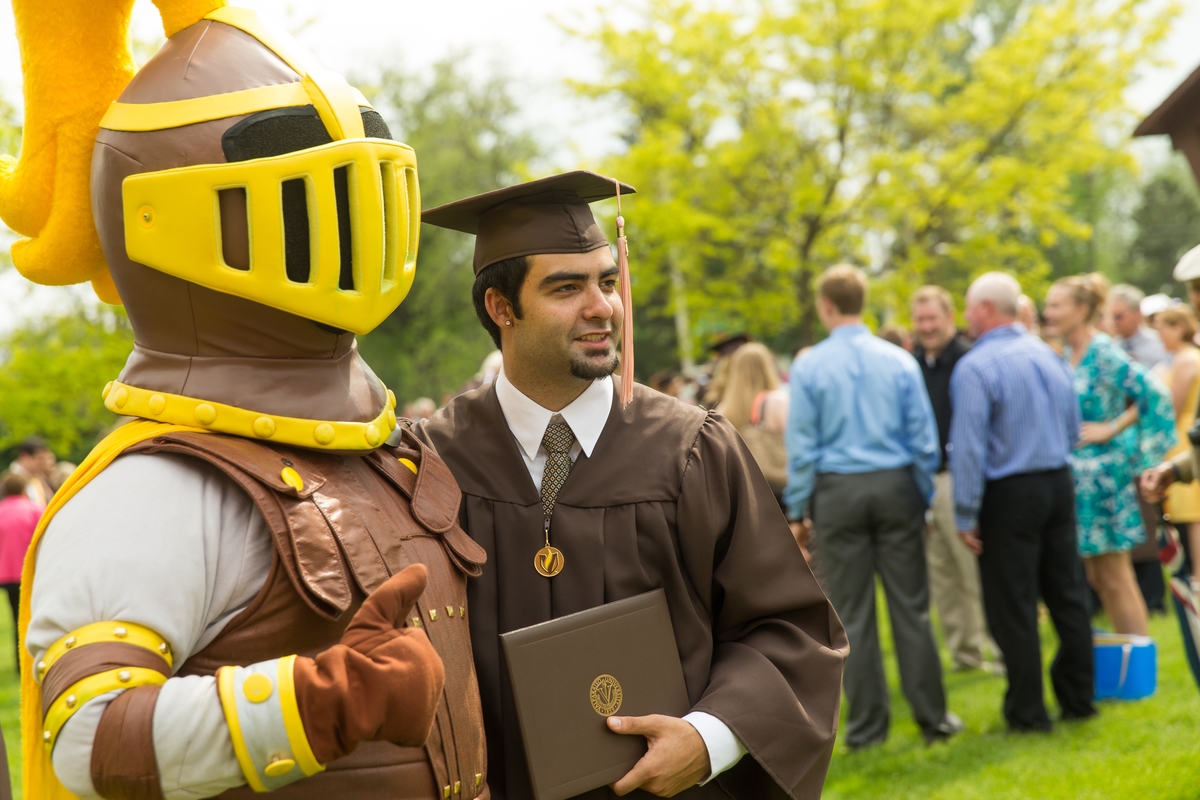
[0,0,227,305]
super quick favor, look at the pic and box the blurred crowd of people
[684,264,1200,748]
[0,438,73,667]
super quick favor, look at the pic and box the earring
[505,320,512,327]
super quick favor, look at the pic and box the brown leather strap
[371,439,486,577]
[386,427,461,532]
[128,433,327,499]
[91,684,165,800]
[42,643,171,716]
[129,434,351,619]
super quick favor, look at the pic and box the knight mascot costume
[0,1,489,797]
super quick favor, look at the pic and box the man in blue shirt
[950,272,1095,732]
[787,264,958,750]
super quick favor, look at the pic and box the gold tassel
[615,180,634,407]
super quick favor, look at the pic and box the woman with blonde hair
[1043,273,1175,635]
[1155,306,1200,581]
[717,343,790,502]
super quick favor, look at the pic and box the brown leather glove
[293,564,445,765]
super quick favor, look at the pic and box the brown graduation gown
[416,380,847,800]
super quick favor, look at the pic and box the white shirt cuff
[683,711,747,783]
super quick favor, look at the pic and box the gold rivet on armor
[65,695,77,709]
[138,205,156,228]
[37,660,46,674]
[454,781,461,794]
[244,673,274,703]
[281,467,304,492]
[64,636,76,649]
[314,423,336,445]
[399,457,418,474]
[429,609,438,621]
[102,381,113,400]
[411,617,422,628]
[265,758,296,777]
[476,773,482,787]
[443,786,451,799]
[113,387,129,409]
[43,731,51,743]
[148,393,166,415]
[446,606,455,618]
[114,626,128,639]
[195,403,218,426]
[365,424,382,447]
[159,642,170,655]
[253,416,277,439]
[385,408,397,431]
[460,606,466,619]
[118,670,132,683]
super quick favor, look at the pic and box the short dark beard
[569,351,619,380]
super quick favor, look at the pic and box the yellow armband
[38,621,172,750]
[217,655,325,792]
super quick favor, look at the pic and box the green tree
[1126,157,1200,296]
[0,305,134,463]
[573,0,1175,364]
[1041,165,1139,282]
[356,57,539,405]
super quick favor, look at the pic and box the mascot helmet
[0,0,417,450]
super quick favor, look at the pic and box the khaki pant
[928,470,998,669]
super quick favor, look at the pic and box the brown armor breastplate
[127,427,489,800]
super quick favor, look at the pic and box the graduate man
[416,171,847,800]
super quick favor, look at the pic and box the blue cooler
[1093,634,1156,700]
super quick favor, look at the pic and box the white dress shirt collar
[494,369,613,460]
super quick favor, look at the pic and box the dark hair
[17,437,47,457]
[1,471,26,498]
[471,256,531,348]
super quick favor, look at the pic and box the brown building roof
[1135,62,1200,138]
[1135,61,1200,184]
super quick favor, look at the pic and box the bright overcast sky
[0,0,1198,330]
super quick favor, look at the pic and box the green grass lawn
[824,587,1200,800]
[0,605,19,799]
[0,590,1193,799]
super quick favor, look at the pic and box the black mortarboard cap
[421,170,636,275]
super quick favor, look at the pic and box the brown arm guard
[91,685,165,800]
[40,642,170,800]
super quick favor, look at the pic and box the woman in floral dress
[1043,274,1175,636]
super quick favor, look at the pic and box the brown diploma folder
[500,589,691,800]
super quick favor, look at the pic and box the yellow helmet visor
[122,138,419,335]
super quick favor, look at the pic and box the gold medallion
[590,674,623,716]
[534,545,565,577]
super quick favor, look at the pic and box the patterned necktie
[539,417,576,517]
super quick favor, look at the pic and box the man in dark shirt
[911,286,999,672]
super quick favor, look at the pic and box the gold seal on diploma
[589,674,623,716]
[535,545,565,577]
